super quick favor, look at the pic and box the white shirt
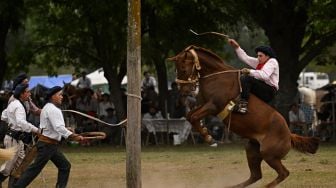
[235,47,279,90]
[1,99,38,133]
[40,103,72,141]
[98,101,115,117]
[77,77,92,89]
[289,110,306,123]
[141,76,157,90]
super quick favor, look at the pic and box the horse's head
[167,45,201,95]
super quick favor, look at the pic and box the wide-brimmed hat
[13,73,28,90]
[45,86,62,101]
[13,83,29,99]
[255,46,276,58]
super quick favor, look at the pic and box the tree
[141,0,238,114]
[231,0,336,116]
[0,0,25,82]
[23,0,128,119]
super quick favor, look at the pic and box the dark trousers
[240,75,276,103]
[14,141,71,188]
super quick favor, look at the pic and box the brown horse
[168,45,319,188]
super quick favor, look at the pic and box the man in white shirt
[9,73,41,115]
[228,39,279,114]
[141,71,157,91]
[0,83,41,187]
[76,71,92,89]
[289,103,307,136]
[14,86,84,188]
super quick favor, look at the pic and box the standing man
[141,71,157,91]
[76,71,92,89]
[14,86,84,188]
[9,73,41,115]
[289,103,307,136]
[0,84,41,187]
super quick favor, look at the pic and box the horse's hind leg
[230,141,262,188]
[263,158,289,188]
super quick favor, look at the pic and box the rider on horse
[228,39,279,114]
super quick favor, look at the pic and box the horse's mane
[187,45,235,70]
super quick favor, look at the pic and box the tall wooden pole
[126,0,141,188]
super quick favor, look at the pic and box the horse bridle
[175,46,242,92]
[175,47,201,89]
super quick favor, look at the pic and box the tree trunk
[153,56,168,117]
[0,21,10,84]
[126,0,142,187]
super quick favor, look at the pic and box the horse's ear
[167,56,177,62]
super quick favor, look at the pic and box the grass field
[7,142,336,188]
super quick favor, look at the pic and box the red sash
[256,63,266,70]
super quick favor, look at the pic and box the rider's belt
[38,135,59,145]
[6,128,25,141]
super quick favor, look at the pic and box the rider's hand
[241,68,251,75]
[228,39,240,49]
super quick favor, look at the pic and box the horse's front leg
[187,102,217,145]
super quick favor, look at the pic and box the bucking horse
[167,45,319,188]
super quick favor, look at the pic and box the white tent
[71,68,127,86]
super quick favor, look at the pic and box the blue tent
[29,74,72,89]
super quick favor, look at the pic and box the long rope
[62,110,127,127]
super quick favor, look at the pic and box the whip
[189,29,230,39]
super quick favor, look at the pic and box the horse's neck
[199,59,234,77]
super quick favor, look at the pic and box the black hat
[45,86,62,101]
[13,83,29,99]
[13,73,28,90]
[255,46,276,58]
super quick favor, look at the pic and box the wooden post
[126,0,141,188]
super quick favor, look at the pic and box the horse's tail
[290,134,320,154]
[0,147,17,160]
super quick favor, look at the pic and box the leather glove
[241,68,251,75]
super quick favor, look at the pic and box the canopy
[29,74,72,89]
[71,68,127,86]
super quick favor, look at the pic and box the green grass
[8,143,336,188]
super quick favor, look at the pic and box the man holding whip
[14,86,84,188]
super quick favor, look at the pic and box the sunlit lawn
[9,142,336,188]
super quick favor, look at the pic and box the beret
[13,83,29,99]
[13,73,28,90]
[255,46,277,58]
[45,86,63,101]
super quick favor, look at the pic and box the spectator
[76,71,92,89]
[102,108,120,145]
[141,86,159,114]
[167,82,180,118]
[141,71,157,91]
[289,103,307,135]
[97,93,115,119]
[143,105,163,120]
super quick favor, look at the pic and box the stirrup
[237,100,248,114]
